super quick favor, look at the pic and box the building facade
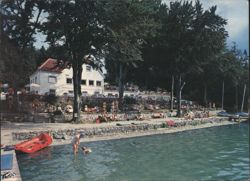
[29,58,104,96]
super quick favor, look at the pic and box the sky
[203,0,249,52]
[34,0,249,53]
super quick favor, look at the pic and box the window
[49,89,56,95]
[66,78,72,84]
[81,79,86,85]
[82,91,88,96]
[48,76,57,83]
[35,77,37,84]
[86,65,91,71]
[89,80,94,86]
[96,81,101,86]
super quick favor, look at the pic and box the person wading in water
[72,132,85,155]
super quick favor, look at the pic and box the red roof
[38,58,65,73]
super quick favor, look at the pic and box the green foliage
[101,0,161,90]
[1,0,46,50]
[123,96,136,105]
[43,94,58,105]
[1,0,44,88]
[161,123,167,128]
[126,0,244,110]
[1,0,248,112]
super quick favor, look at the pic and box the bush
[43,94,58,105]
[161,123,167,128]
[124,97,136,105]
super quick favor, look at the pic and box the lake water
[17,123,249,181]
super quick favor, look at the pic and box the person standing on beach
[72,132,84,155]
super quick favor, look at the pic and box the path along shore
[1,117,245,146]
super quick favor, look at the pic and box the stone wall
[12,118,226,141]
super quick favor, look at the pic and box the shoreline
[1,117,247,147]
[52,120,237,146]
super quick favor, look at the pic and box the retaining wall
[12,118,226,141]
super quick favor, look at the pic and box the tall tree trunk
[221,80,224,110]
[240,84,246,112]
[177,75,182,117]
[203,84,207,107]
[72,56,81,122]
[118,63,124,110]
[170,75,174,111]
[177,74,185,117]
[73,67,80,122]
[77,64,83,118]
[235,85,238,112]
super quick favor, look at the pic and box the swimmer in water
[81,146,92,154]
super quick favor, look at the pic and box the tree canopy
[1,0,248,113]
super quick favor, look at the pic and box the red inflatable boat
[15,133,53,153]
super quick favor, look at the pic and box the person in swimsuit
[72,132,84,155]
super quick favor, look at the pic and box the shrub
[161,123,167,128]
[43,94,58,105]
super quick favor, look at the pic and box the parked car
[234,112,249,118]
[217,111,231,117]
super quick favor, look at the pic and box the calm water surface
[17,123,249,181]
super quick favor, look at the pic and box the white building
[29,58,104,96]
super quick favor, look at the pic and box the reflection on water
[17,123,249,181]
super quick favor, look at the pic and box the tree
[1,0,45,112]
[43,0,104,122]
[130,1,228,116]
[1,0,46,51]
[101,0,160,109]
[217,44,249,111]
